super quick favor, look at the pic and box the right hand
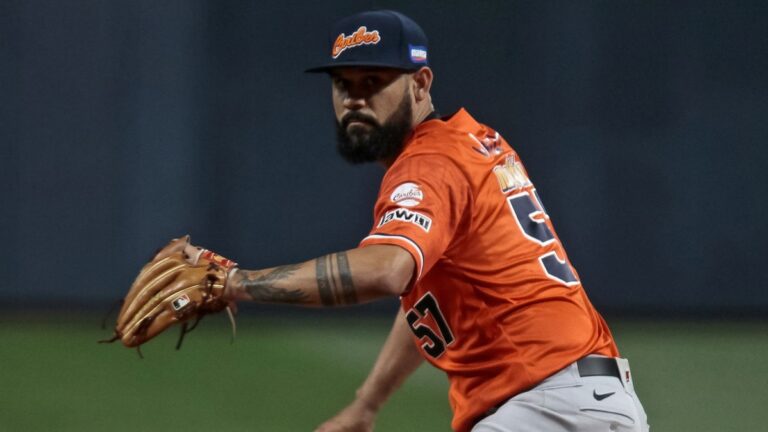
[314,398,378,432]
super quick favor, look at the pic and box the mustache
[341,112,379,128]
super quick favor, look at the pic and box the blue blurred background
[2,0,767,315]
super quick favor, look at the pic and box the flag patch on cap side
[409,45,427,63]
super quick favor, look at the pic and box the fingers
[314,421,372,432]
[314,421,339,432]
[313,405,375,432]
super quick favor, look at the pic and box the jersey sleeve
[359,153,470,286]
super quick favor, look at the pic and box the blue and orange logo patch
[332,26,381,58]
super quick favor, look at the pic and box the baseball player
[110,9,649,432]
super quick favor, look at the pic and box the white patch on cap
[390,182,424,207]
[171,294,191,311]
[409,45,428,63]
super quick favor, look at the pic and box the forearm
[355,308,424,410]
[226,245,414,306]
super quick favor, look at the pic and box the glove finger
[117,254,191,330]
[121,306,178,347]
[116,255,180,325]
[152,235,191,261]
[121,275,209,347]
[120,262,224,346]
[115,249,232,348]
[114,237,190,323]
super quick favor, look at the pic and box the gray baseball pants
[472,357,649,432]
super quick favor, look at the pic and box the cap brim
[304,61,424,73]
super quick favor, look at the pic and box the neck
[411,100,435,126]
[379,104,436,169]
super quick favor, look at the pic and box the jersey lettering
[405,292,454,358]
[507,190,579,285]
[507,191,555,245]
[540,251,579,285]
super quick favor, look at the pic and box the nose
[343,94,366,110]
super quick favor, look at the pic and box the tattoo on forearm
[315,252,357,306]
[243,264,309,304]
[316,255,334,306]
[336,252,357,304]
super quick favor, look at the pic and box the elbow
[373,271,408,298]
[352,244,416,299]
[370,249,415,297]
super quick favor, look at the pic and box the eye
[364,76,381,89]
[333,77,349,90]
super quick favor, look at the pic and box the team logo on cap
[332,26,381,58]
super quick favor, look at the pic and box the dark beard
[335,94,413,164]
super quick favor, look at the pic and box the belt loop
[615,358,636,393]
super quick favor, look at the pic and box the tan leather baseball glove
[101,235,238,352]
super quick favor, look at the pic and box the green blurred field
[2,314,767,431]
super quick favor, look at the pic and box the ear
[411,67,433,102]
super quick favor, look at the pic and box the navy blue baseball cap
[305,10,429,73]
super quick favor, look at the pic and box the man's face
[331,68,414,164]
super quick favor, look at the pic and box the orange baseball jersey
[359,109,618,432]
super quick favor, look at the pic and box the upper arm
[359,153,471,286]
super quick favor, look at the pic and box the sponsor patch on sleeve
[378,208,432,232]
[390,182,424,207]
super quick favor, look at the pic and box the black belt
[479,356,622,422]
[576,356,621,379]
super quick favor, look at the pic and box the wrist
[354,388,384,413]
[224,268,245,302]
